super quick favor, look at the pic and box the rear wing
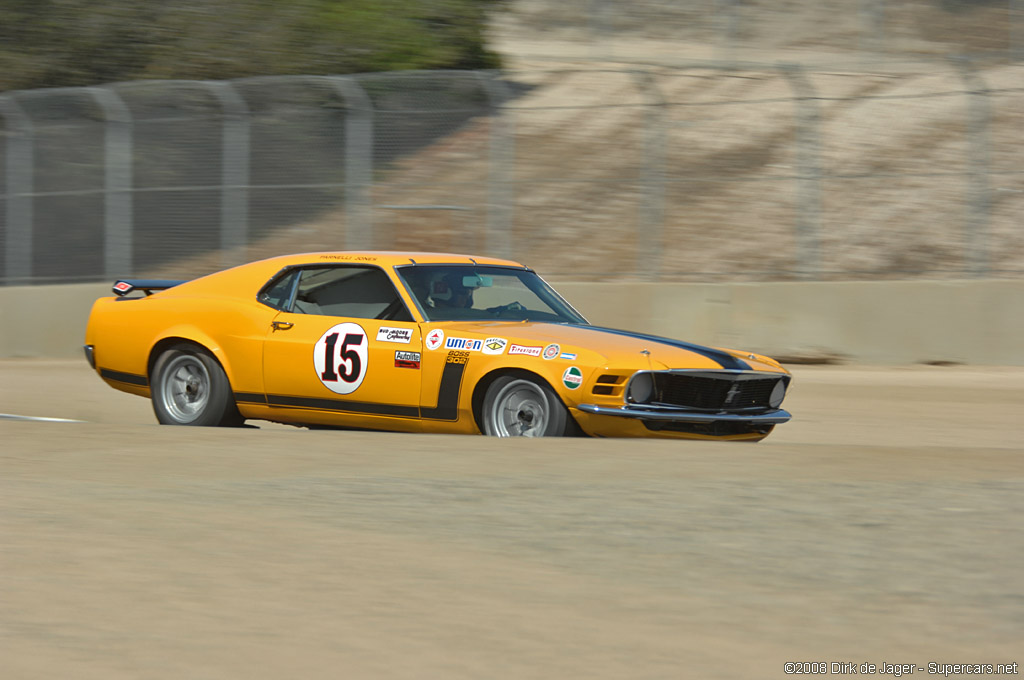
[112,279,186,297]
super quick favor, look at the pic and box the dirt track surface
[2,360,1022,679]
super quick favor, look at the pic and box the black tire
[481,375,572,437]
[151,344,243,427]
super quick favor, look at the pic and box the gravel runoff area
[1,360,1022,679]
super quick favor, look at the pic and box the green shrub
[0,0,502,91]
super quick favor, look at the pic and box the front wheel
[151,344,243,426]
[482,375,572,437]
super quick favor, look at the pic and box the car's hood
[425,321,787,373]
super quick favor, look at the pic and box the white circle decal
[425,328,445,351]
[314,322,368,395]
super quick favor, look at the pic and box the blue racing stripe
[582,325,752,370]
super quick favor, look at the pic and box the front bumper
[577,403,792,425]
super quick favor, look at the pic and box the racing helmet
[430,272,476,308]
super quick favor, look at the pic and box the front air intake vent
[651,373,784,411]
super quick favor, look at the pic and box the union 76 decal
[314,322,368,395]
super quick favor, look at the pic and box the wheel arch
[470,367,580,435]
[147,330,231,386]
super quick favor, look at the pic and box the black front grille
[651,373,782,411]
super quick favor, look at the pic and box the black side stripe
[583,325,752,371]
[266,394,420,418]
[100,368,149,386]
[420,359,467,421]
[242,358,468,422]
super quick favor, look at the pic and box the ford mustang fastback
[84,252,792,440]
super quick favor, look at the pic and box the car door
[261,265,423,431]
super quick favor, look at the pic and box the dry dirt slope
[213,0,1022,282]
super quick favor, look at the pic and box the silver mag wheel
[482,375,571,437]
[152,344,243,427]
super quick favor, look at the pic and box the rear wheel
[151,344,243,426]
[482,375,571,437]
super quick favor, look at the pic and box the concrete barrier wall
[3,280,1023,364]
[555,280,1024,365]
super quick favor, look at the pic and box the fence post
[476,71,516,260]
[780,64,822,280]
[328,76,374,250]
[1012,0,1024,61]
[588,0,612,61]
[715,0,741,65]
[204,81,251,268]
[631,69,667,281]
[88,87,134,278]
[859,0,886,57]
[0,95,34,283]
[952,58,992,277]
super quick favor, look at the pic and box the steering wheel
[487,301,525,317]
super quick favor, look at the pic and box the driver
[430,273,476,309]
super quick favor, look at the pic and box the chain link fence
[1,60,1023,284]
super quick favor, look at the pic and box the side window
[258,269,300,311]
[292,266,413,321]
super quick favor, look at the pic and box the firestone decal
[508,344,542,357]
[377,326,413,344]
[543,344,560,360]
[445,337,483,351]
[562,366,583,389]
[314,322,368,395]
[482,337,507,355]
[425,329,445,351]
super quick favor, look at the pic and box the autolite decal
[508,344,542,357]
[394,351,420,368]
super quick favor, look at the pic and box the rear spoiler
[112,279,186,297]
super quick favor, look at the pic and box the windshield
[396,265,588,324]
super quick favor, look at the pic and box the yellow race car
[84,252,792,440]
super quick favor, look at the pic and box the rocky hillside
[164,0,1024,281]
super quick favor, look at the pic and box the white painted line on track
[0,413,85,423]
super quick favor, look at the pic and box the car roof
[255,251,528,269]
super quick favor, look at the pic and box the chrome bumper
[576,403,792,424]
[83,344,95,369]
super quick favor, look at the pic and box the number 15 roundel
[314,322,368,395]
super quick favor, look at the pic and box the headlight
[627,372,654,404]
[769,379,786,408]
